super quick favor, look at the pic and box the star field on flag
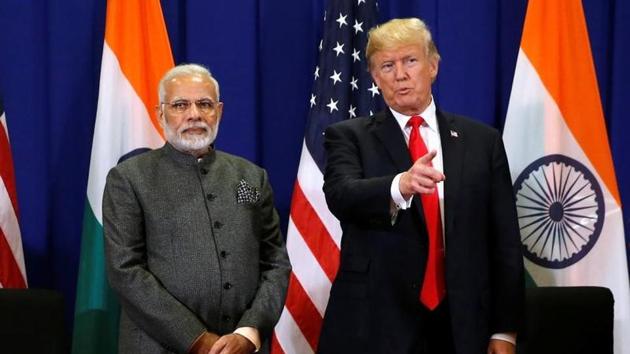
[272,1,382,353]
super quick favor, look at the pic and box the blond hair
[366,18,440,68]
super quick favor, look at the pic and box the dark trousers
[420,299,456,354]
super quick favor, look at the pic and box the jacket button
[207,193,216,201]
[214,221,223,229]
[223,282,232,290]
[200,168,208,175]
[220,250,228,258]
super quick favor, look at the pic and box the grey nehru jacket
[103,143,291,354]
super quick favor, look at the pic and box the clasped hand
[399,150,445,200]
[190,332,255,354]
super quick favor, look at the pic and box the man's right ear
[371,73,381,90]
[156,106,165,125]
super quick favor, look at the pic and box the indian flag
[503,0,630,353]
[71,1,173,353]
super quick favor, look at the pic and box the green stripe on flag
[72,202,119,354]
[524,268,537,288]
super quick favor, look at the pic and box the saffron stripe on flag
[503,1,630,353]
[86,44,164,220]
[104,0,173,134]
[520,0,619,203]
[72,0,172,352]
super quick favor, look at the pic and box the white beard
[163,120,219,155]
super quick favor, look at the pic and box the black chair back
[0,288,67,354]
[517,286,614,354]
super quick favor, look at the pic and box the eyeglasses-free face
[370,44,438,116]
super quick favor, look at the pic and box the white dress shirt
[389,97,445,236]
[387,97,516,346]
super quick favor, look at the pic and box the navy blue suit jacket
[317,109,524,354]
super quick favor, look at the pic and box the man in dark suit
[317,18,524,354]
[103,64,291,354]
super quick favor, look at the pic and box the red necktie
[407,115,445,310]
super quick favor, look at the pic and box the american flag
[0,95,28,289]
[272,0,381,353]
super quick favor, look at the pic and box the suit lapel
[370,108,465,236]
[437,109,464,240]
[372,109,429,227]
[371,109,412,172]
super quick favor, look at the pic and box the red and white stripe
[272,141,342,353]
[0,109,27,288]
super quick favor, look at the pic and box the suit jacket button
[207,193,216,201]
[220,250,228,258]
[200,168,208,175]
[223,282,232,290]
[411,282,419,290]
[214,221,223,229]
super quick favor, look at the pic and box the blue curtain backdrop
[0,0,628,335]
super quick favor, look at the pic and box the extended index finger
[417,150,438,165]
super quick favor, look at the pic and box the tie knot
[408,115,424,129]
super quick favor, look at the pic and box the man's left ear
[430,58,439,81]
[216,102,224,121]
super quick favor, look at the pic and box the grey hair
[158,63,221,102]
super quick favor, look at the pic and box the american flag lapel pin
[450,130,459,138]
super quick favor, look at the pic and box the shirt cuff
[234,327,261,352]
[491,332,516,345]
[391,172,413,209]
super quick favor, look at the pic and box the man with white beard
[102,64,291,354]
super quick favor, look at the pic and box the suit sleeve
[236,169,291,340]
[103,167,206,353]
[488,134,525,334]
[322,123,395,224]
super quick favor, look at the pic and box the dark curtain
[0,0,628,335]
